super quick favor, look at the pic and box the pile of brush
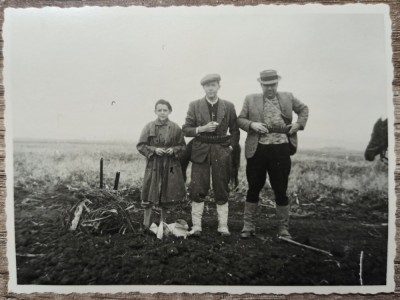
[68,188,141,235]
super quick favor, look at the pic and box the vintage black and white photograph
[5,4,395,294]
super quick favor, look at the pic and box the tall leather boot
[276,205,292,239]
[216,202,230,236]
[240,202,258,239]
[189,201,204,237]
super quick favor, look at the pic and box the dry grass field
[12,140,389,285]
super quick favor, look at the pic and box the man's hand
[199,121,219,133]
[155,148,165,156]
[250,122,268,134]
[164,148,174,156]
[288,123,301,135]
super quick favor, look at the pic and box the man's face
[261,83,278,99]
[203,81,220,99]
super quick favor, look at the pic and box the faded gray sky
[4,5,392,150]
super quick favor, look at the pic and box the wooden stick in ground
[359,251,364,285]
[114,171,120,190]
[100,158,103,189]
[279,236,333,257]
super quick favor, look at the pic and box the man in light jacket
[238,70,309,239]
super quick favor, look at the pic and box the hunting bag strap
[264,97,291,124]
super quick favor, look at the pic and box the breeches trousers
[189,144,231,205]
[246,143,291,206]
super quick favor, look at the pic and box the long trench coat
[137,119,186,208]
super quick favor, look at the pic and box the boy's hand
[165,148,174,156]
[155,148,165,156]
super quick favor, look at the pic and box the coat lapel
[149,121,156,136]
[276,92,291,122]
[216,99,226,124]
[199,98,211,124]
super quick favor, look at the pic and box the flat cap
[200,73,221,86]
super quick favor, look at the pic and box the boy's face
[203,81,220,99]
[155,104,171,121]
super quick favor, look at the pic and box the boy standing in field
[137,99,186,230]
[182,74,240,237]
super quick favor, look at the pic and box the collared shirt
[258,96,289,145]
[206,96,219,105]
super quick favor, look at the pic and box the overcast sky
[4,5,392,150]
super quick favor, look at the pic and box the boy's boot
[140,207,153,235]
[216,202,230,236]
[276,205,292,239]
[143,208,152,228]
[240,202,258,239]
[160,208,167,224]
[190,201,204,236]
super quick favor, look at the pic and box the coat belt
[195,135,230,144]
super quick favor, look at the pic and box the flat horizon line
[13,137,364,153]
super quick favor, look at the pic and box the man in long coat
[183,74,240,236]
[238,70,309,239]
